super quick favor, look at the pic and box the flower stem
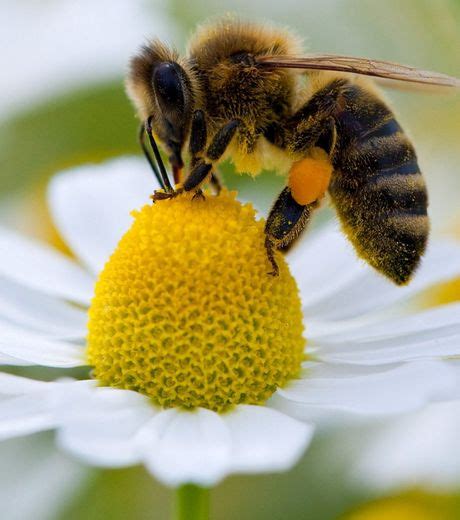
[175,484,210,520]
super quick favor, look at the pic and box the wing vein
[256,54,460,88]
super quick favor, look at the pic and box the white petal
[448,360,460,400]
[0,379,95,442]
[56,386,307,483]
[276,360,457,417]
[137,408,231,487]
[51,382,143,422]
[287,223,366,309]
[57,387,155,468]
[223,405,313,474]
[0,354,33,366]
[0,394,55,440]
[0,323,84,367]
[0,275,86,339]
[352,401,460,491]
[301,238,460,321]
[0,435,87,520]
[48,157,157,275]
[0,226,93,305]
[0,373,51,395]
[311,302,460,365]
[0,373,94,440]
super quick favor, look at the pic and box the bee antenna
[138,123,164,189]
[141,117,174,193]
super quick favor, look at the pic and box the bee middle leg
[265,187,317,276]
[210,170,223,195]
[183,118,241,192]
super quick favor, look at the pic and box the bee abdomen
[330,93,429,285]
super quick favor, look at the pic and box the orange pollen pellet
[288,148,333,206]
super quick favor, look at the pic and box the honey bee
[126,18,460,285]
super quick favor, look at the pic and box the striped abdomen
[329,83,428,285]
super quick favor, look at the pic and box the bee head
[127,42,196,171]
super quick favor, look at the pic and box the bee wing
[256,54,460,88]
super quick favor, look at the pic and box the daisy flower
[1,157,460,517]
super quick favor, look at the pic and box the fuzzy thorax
[87,191,305,412]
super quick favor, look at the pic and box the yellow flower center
[342,493,457,520]
[87,190,304,412]
[419,277,460,308]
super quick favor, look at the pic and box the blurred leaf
[59,466,170,520]
[0,81,138,195]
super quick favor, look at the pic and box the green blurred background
[0,1,459,518]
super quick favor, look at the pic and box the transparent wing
[256,54,460,88]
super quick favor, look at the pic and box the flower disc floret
[87,190,305,412]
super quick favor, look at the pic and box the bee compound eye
[152,62,185,111]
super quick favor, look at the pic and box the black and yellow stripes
[329,83,428,284]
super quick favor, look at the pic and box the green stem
[175,484,210,520]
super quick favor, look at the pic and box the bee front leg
[151,110,209,202]
[265,187,317,276]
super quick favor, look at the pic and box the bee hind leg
[265,187,317,276]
